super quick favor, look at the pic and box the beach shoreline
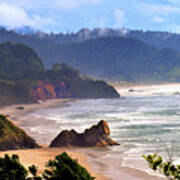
[0,98,75,126]
[0,94,167,180]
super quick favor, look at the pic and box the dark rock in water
[50,120,119,147]
[15,106,24,110]
[129,89,135,92]
[0,114,40,151]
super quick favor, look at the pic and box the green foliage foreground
[143,154,180,180]
[0,152,95,180]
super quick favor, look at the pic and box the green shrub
[43,152,95,180]
[143,153,180,180]
[0,154,28,180]
[0,152,95,180]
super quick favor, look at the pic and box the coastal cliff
[30,79,119,101]
[30,80,70,101]
[50,120,119,147]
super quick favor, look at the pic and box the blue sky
[1,0,180,33]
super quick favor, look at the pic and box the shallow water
[19,85,180,179]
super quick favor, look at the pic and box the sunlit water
[20,84,180,179]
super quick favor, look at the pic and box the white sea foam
[20,83,180,179]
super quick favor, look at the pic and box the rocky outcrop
[50,120,119,147]
[0,114,40,151]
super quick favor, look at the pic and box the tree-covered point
[0,42,119,106]
[46,62,80,82]
[45,62,119,98]
[0,152,95,180]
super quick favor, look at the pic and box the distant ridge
[1,27,180,81]
[13,25,37,35]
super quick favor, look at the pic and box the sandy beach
[0,96,167,180]
[0,99,109,180]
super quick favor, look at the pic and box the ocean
[19,84,180,179]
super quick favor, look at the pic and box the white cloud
[0,0,102,32]
[114,9,126,28]
[0,3,56,28]
[152,17,164,23]
[0,3,27,27]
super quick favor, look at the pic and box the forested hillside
[34,37,180,82]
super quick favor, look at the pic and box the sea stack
[50,120,119,147]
